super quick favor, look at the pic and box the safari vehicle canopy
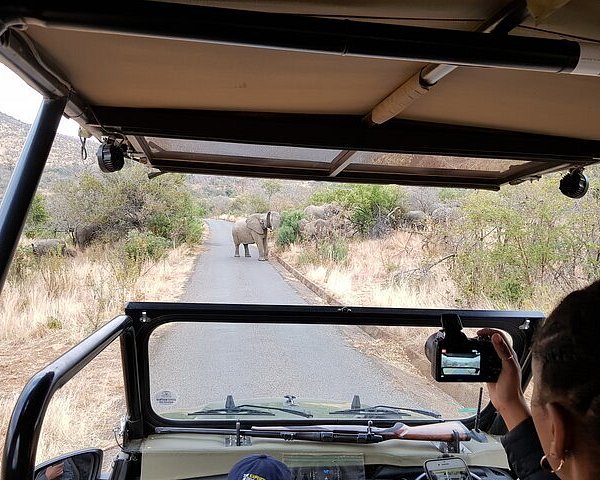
[1,1,599,480]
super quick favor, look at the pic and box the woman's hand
[477,328,531,430]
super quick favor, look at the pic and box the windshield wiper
[188,396,313,418]
[189,404,313,418]
[329,405,442,419]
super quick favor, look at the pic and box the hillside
[0,111,98,196]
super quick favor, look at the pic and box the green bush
[124,231,171,262]
[448,168,600,308]
[24,194,50,238]
[54,165,205,246]
[46,316,63,330]
[276,210,304,247]
[310,184,405,236]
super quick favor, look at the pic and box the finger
[491,333,518,366]
[478,329,517,355]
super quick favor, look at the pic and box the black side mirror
[34,449,103,480]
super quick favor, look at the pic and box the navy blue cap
[228,455,292,480]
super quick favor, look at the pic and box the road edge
[271,254,342,306]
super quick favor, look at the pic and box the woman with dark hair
[479,280,600,480]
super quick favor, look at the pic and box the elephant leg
[252,232,267,261]
[243,244,251,257]
[262,236,269,259]
[234,242,240,257]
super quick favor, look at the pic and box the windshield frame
[125,302,543,437]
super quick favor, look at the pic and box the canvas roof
[1,0,599,188]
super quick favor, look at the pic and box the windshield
[148,320,514,421]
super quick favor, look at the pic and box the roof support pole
[0,95,66,294]
[367,0,530,125]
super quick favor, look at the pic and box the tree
[24,194,49,238]
[262,179,282,202]
[51,164,206,246]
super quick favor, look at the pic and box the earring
[540,455,565,473]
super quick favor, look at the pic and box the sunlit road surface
[149,219,459,415]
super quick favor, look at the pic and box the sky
[0,63,80,137]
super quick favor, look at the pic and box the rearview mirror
[34,449,103,480]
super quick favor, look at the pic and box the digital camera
[425,314,502,383]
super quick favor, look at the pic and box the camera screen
[427,467,470,479]
[440,349,481,376]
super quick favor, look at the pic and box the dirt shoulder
[0,243,201,468]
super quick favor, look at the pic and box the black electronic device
[424,314,502,383]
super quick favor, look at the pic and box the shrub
[46,316,62,330]
[296,240,349,266]
[276,210,304,247]
[52,165,205,246]
[24,194,50,238]
[318,240,349,264]
[310,184,406,236]
[124,231,171,262]
[448,168,600,308]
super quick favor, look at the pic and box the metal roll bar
[1,315,133,480]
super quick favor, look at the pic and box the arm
[478,330,557,480]
[501,417,558,480]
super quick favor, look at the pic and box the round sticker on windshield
[154,390,178,406]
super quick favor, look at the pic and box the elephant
[32,239,67,256]
[402,210,428,230]
[73,224,100,249]
[303,203,341,220]
[232,211,281,261]
[431,206,459,225]
[299,219,320,240]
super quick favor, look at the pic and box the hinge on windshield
[113,415,128,449]
[519,319,531,330]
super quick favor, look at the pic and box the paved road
[179,219,305,304]
[149,219,446,415]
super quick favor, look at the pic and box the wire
[112,426,124,450]
[14,30,73,91]
[79,136,88,161]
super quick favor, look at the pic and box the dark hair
[532,280,600,438]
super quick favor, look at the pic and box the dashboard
[139,433,514,480]
[191,464,514,480]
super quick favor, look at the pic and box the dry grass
[282,230,466,309]
[0,243,199,468]
[1,245,196,342]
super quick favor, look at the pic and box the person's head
[531,279,600,479]
[228,455,291,480]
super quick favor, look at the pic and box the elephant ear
[246,215,266,235]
